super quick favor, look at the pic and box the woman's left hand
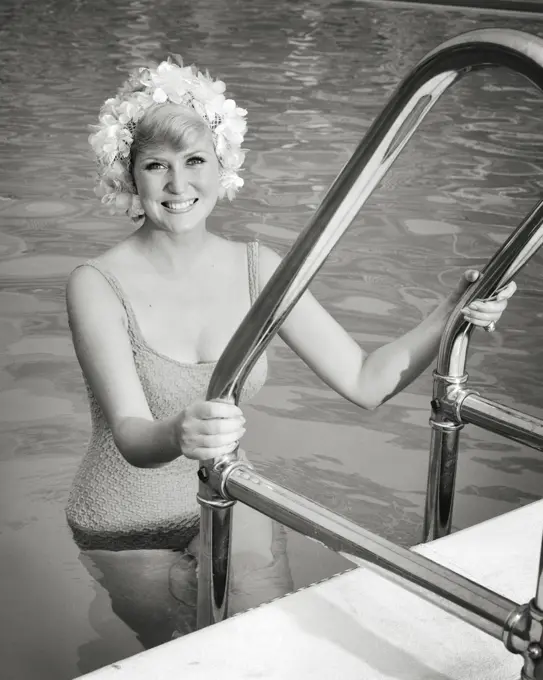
[455,269,517,331]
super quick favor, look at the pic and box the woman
[65,56,516,649]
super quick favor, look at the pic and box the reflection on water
[1,0,543,677]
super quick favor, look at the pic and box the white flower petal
[152,87,168,103]
[92,58,249,210]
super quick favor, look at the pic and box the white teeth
[164,199,196,210]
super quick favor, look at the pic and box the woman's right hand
[175,400,246,461]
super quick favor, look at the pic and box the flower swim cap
[88,55,248,219]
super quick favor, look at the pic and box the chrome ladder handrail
[196,29,543,679]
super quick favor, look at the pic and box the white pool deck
[77,499,542,680]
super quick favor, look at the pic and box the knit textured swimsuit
[65,241,267,551]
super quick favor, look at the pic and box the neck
[131,220,215,278]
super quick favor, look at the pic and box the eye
[187,156,205,166]
[144,161,166,171]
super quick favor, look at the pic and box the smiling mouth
[162,199,198,212]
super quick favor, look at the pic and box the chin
[171,213,208,231]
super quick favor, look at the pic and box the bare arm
[352,298,457,408]
[66,266,243,467]
[259,245,513,411]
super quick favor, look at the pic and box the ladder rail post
[195,30,543,640]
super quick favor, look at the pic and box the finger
[497,281,517,301]
[198,429,246,449]
[463,269,480,284]
[463,312,501,329]
[200,417,245,435]
[461,314,502,329]
[196,400,244,420]
[482,281,516,302]
[465,316,496,329]
[210,399,244,419]
[190,442,243,461]
[465,300,508,314]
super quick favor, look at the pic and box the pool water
[1,1,543,678]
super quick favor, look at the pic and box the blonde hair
[89,56,247,218]
[130,104,215,169]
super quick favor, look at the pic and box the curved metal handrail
[206,28,543,404]
[197,30,543,658]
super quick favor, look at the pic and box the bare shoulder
[209,235,252,276]
[256,242,282,286]
[65,251,153,432]
[66,260,125,327]
[66,240,139,319]
[215,235,247,256]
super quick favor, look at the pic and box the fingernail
[460,307,468,314]
[470,303,480,311]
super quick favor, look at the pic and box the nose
[166,166,189,195]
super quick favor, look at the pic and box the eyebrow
[182,149,209,156]
[141,149,209,161]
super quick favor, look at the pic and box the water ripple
[2,1,543,676]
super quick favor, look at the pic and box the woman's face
[132,128,220,234]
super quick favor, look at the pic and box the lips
[162,198,198,212]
